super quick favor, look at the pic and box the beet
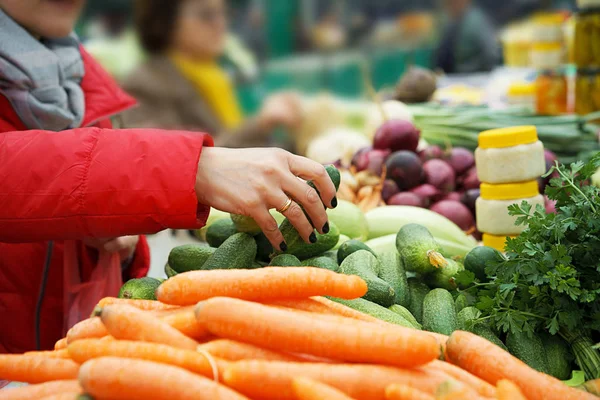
[438,192,462,202]
[388,192,425,208]
[382,179,400,202]
[351,147,390,176]
[418,145,444,163]
[461,189,480,214]
[373,120,420,153]
[385,151,424,190]
[430,200,475,231]
[447,147,475,176]
[461,167,481,191]
[410,184,441,207]
[423,159,456,193]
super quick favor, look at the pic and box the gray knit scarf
[0,9,85,131]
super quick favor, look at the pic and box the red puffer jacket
[0,48,212,353]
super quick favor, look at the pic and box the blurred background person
[122,0,302,148]
[434,0,499,74]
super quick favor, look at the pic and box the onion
[351,147,390,176]
[418,145,444,163]
[373,119,420,153]
[461,167,480,191]
[410,184,441,207]
[382,180,400,202]
[385,151,424,190]
[430,200,475,231]
[447,147,475,176]
[438,192,462,202]
[388,192,425,208]
[423,159,456,193]
[460,189,480,214]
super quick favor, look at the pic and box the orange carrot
[99,304,200,350]
[196,297,439,368]
[0,355,79,384]
[54,338,68,350]
[427,332,448,356]
[223,360,453,400]
[23,349,71,359]
[37,393,81,400]
[157,267,367,306]
[68,339,228,378]
[292,377,357,400]
[446,330,595,400]
[435,381,482,400]
[79,357,249,400]
[0,380,80,400]
[385,384,435,400]
[496,380,528,400]
[97,297,178,311]
[66,317,108,344]
[270,297,383,324]
[426,360,496,397]
[158,305,209,340]
[581,378,600,395]
[198,339,303,362]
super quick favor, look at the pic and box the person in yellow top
[122,0,302,148]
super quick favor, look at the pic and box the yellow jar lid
[480,181,539,200]
[507,83,536,96]
[483,233,518,252]
[478,126,538,149]
[531,42,564,51]
[532,13,565,25]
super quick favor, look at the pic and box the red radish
[373,120,420,152]
[461,189,480,214]
[388,192,425,207]
[461,167,480,190]
[385,151,424,190]
[430,200,475,231]
[446,147,475,176]
[351,148,390,176]
[423,159,455,193]
[545,196,557,214]
[419,145,444,162]
[438,192,462,202]
[382,179,400,202]
[410,184,440,206]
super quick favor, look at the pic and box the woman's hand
[83,236,139,262]
[195,148,337,250]
[257,92,303,132]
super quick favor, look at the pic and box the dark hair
[134,0,184,54]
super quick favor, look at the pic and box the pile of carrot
[0,267,594,400]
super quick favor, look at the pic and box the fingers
[104,236,139,253]
[274,193,315,244]
[282,174,329,234]
[288,155,336,208]
[252,209,286,251]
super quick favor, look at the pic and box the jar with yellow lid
[531,13,566,43]
[475,126,546,184]
[531,42,565,69]
[506,82,536,110]
[483,233,517,252]
[535,68,569,115]
[476,181,544,235]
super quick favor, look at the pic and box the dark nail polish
[279,241,287,252]
[331,197,338,208]
[309,232,317,243]
[322,222,330,234]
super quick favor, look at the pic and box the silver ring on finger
[277,197,294,214]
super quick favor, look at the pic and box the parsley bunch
[476,154,600,379]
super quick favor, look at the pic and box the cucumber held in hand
[279,221,340,260]
[168,244,216,273]
[339,250,395,307]
[269,254,302,267]
[378,252,410,307]
[301,256,339,272]
[230,210,286,236]
[337,239,378,265]
[422,288,458,336]
[202,232,257,270]
[206,218,238,248]
[396,223,445,275]
[464,246,505,282]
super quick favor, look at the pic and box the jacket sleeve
[0,127,213,243]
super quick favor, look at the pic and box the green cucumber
[542,333,574,380]
[118,277,161,300]
[168,245,216,273]
[301,256,339,271]
[206,219,238,248]
[165,263,177,278]
[464,246,505,282]
[378,252,410,307]
[254,232,274,262]
[339,250,395,307]
[425,258,465,290]
[329,297,418,329]
[506,331,550,374]
[396,224,444,275]
[269,254,302,267]
[470,324,508,351]
[422,289,458,336]
[337,240,377,265]
[202,233,257,270]
[407,279,430,324]
[230,210,286,235]
[389,304,421,329]
[279,221,340,260]
[455,293,468,313]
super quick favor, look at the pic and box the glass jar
[535,68,569,115]
[531,13,566,43]
[476,181,544,236]
[574,12,600,68]
[506,82,536,111]
[578,0,600,9]
[475,126,546,184]
[575,68,600,115]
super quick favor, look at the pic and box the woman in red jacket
[0,0,336,355]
